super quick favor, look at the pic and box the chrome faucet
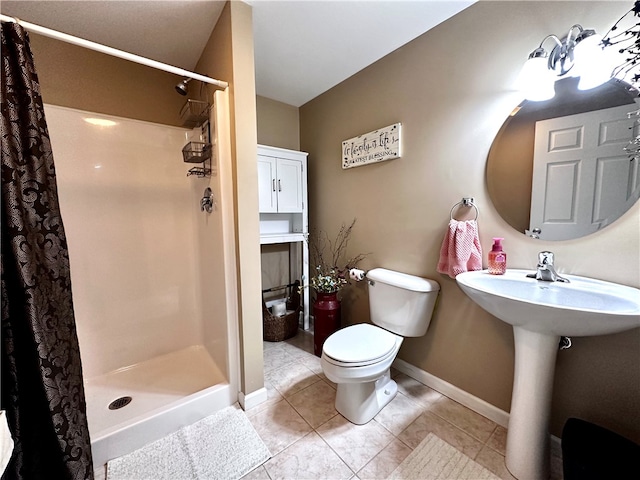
[527,251,570,283]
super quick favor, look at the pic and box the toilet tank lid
[366,268,440,292]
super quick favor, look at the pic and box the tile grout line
[265,349,491,479]
[260,335,527,480]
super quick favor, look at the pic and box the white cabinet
[258,145,310,330]
[257,156,278,212]
[258,155,304,213]
[257,145,308,235]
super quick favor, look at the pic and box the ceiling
[1,1,475,107]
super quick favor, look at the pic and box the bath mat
[107,404,271,480]
[387,433,499,480]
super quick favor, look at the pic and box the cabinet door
[276,158,303,212]
[257,155,277,213]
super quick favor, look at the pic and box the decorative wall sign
[342,123,401,169]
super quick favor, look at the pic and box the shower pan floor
[84,345,226,439]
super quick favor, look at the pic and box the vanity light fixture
[519,25,613,101]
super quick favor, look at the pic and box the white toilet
[321,267,440,425]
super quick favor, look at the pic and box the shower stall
[45,89,239,468]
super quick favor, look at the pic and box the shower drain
[108,396,132,410]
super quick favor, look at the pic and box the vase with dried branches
[603,0,640,88]
[603,1,640,160]
[307,218,367,356]
[308,218,367,294]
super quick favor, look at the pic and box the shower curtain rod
[0,14,228,89]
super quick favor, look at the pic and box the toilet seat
[322,323,400,367]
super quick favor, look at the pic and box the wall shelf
[259,232,306,245]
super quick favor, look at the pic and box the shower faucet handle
[201,187,214,213]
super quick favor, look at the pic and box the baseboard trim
[392,358,510,428]
[392,358,562,448]
[238,387,268,411]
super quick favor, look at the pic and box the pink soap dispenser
[488,237,507,275]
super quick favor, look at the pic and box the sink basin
[456,269,640,336]
[456,269,640,480]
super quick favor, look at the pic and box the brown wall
[300,0,640,442]
[29,33,185,126]
[197,1,263,396]
[256,95,300,150]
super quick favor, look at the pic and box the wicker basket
[263,280,301,342]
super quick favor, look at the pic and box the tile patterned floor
[243,330,565,480]
[95,329,564,479]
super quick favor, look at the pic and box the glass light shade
[573,34,612,90]
[518,56,555,101]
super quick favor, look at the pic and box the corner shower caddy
[183,141,212,177]
[180,99,210,128]
[180,99,213,177]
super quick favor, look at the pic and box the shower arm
[0,14,228,89]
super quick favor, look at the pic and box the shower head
[175,78,191,95]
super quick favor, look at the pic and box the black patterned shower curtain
[1,22,94,480]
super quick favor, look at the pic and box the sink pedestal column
[506,327,560,480]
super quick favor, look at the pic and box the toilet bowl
[320,268,440,425]
[321,323,403,424]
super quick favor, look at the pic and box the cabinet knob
[278,179,282,192]
[272,179,276,192]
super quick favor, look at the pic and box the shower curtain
[1,22,93,480]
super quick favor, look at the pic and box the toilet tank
[366,268,440,337]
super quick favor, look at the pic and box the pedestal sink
[456,269,640,480]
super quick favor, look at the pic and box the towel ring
[450,197,479,221]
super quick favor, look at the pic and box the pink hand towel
[436,219,483,279]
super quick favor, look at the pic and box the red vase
[313,291,341,357]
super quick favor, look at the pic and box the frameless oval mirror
[487,77,640,241]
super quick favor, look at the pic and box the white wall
[47,105,214,378]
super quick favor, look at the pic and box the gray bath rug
[107,405,271,480]
[387,433,499,480]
